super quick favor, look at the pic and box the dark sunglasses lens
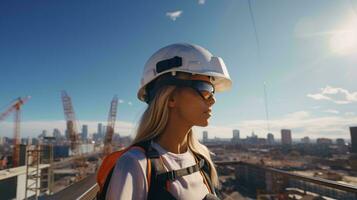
[192,82,215,99]
[199,90,213,99]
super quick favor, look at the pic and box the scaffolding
[25,144,54,200]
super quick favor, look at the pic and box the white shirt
[106,142,210,200]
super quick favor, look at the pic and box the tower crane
[103,96,118,155]
[0,96,31,167]
[61,91,89,180]
[61,91,80,156]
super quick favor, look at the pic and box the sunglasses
[146,77,215,103]
[186,80,215,100]
[164,79,215,99]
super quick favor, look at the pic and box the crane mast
[0,96,30,167]
[104,96,118,155]
[61,91,80,155]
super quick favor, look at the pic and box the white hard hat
[138,43,232,102]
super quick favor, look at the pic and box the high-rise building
[103,126,107,136]
[301,136,310,144]
[32,138,39,145]
[202,131,208,143]
[231,129,240,144]
[336,138,345,146]
[351,126,357,153]
[281,129,292,145]
[233,129,240,140]
[267,133,274,145]
[246,131,259,145]
[21,138,27,145]
[98,123,103,137]
[27,137,32,145]
[316,138,333,145]
[39,130,47,139]
[53,128,62,139]
[82,125,88,140]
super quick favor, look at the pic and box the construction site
[1,93,357,200]
[2,1,357,199]
[0,92,121,200]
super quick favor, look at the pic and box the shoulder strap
[98,166,115,200]
[145,143,212,200]
[147,158,177,200]
[97,143,148,200]
[136,140,177,200]
[100,141,213,200]
[193,153,217,196]
[156,159,205,182]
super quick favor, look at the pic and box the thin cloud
[118,99,133,107]
[195,111,357,139]
[166,10,183,21]
[0,120,136,138]
[311,106,321,110]
[345,112,355,116]
[285,111,310,119]
[307,93,331,101]
[307,86,357,104]
[233,111,356,139]
[198,0,206,5]
[324,109,339,114]
[3,112,356,141]
[294,17,357,38]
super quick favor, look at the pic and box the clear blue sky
[1,0,357,139]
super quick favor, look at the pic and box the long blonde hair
[132,78,219,187]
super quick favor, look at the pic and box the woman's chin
[196,120,209,127]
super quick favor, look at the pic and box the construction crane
[103,95,118,155]
[61,91,89,181]
[0,96,31,167]
[61,91,80,156]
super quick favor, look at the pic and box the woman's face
[170,75,216,127]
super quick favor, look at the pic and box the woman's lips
[204,109,212,116]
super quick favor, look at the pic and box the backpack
[96,140,217,200]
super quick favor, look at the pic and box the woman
[106,43,232,200]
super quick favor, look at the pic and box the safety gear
[188,80,215,100]
[147,78,215,102]
[138,43,232,102]
[97,140,219,200]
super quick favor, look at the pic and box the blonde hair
[132,77,219,187]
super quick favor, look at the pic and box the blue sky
[1,0,357,139]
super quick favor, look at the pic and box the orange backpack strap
[97,150,128,193]
[96,141,153,200]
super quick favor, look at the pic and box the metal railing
[77,183,99,200]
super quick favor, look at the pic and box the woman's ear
[168,99,176,108]
[168,89,178,108]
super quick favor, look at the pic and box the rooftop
[0,164,49,181]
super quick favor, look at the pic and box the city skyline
[0,122,354,142]
[1,1,357,139]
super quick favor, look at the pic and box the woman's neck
[156,120,191,154]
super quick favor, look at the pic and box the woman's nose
[207,96,216,106]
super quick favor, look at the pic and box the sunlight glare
[329,20,357,55]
